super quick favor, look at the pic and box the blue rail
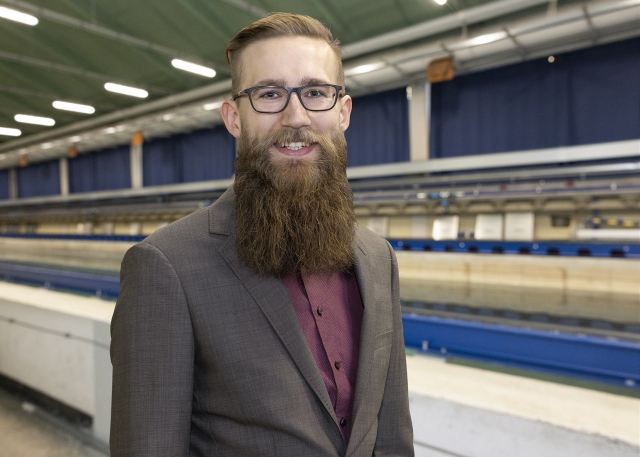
[2,233,639,258]
[0,233,145,242]
[389,239,640,258]
[0,262,119,298]
[403,314,640,389]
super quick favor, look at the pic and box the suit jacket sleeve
[373,241,414,456]
[110,242,194,457]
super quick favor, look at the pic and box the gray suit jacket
[110,187,413,456]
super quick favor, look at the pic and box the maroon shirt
[282,270,364,444]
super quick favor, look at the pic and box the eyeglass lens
[251,86,338,112]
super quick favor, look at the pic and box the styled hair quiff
[225,12,344,92]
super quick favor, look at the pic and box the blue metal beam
[403,314,640,388]
[0,262,119,298]
[390,239,640,258]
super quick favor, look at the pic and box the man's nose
[280,92,311,129]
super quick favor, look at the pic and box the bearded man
[110,12,413,457]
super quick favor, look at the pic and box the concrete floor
[0,388,107,457]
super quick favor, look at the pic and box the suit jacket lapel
[209,187,338,425]
[347,233,379,452]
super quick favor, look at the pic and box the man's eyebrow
[253,78,287,87]
[252,77,332,87]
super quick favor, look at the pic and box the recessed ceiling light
[344,62,386,76]
[465,31,508,47]
[434,0,447,5]
[203,101,223,111]
[171,59,216,78]
[53,101,95,114]
[0,127,21,137]
[15,114,55,126]
[104,83,149,98]
[0,6,38,26]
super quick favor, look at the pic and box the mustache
[263,128,324,147]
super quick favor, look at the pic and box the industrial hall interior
[0,0,638,456]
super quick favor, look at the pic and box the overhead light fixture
[203,101,223,111]
[171,59,216,78]
[104,83,149,98]
[0,127,21,137]
[0,6,38,26]
[53,101,95,114]
[344,62,386,77]
[434,0,447,5]
[465,31,508,47]
[15,114,55,126]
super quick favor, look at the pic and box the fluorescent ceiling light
[171,59,216,78]
[0,127,21,137]
[465,31,508,47]
[53,101,95,114]
[203,101,223,111]
[434,0,447,5]
[104,83,149,98]
[15,114,55,126]
[0,6,38,26]
[344,62,386,76]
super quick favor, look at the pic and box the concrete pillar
[59,157,69,196]
[408,80,430,162]
[130,132,144,189]
[8,168,17,199]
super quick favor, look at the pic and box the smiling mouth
[278,141,309,150]
[273,141,317,157]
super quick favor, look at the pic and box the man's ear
[221,99,241,138]
[339,95,352,132]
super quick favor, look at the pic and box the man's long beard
[234,127,356,277]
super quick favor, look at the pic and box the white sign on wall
[411,215,429,239]
[504,212,535,241]
[475,214,504,240]
[432,215,459,240]
[368,216,389,237]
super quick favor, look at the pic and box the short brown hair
[225,12,343,92]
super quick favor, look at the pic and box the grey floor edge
[0,388,109,457]
[410,393,640,457]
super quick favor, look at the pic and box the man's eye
[304,88,327,98]
[260,91,281,99]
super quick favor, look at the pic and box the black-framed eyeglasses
[232,84,344,113]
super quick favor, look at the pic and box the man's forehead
[237,36,341,87]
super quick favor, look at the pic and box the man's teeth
[278,142,309,150]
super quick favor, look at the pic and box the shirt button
[317,307,323,316]
[334,361,341,370]
[340,418,347,427]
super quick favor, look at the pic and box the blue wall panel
[430,37,640,158]
[0,169,8,200]
[143,126,235,187]
[69,145,131,193]
[17,160,60,198]
[345,88,410,167]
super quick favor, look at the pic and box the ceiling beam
[0,50,170,95]
[341,0,551,58]
[0,0,230,75]
[218,0,268,17]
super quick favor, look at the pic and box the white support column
[59,157,69,196]
[130,132,143,189]
[408,80,431,162]
[8,168,17,199]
